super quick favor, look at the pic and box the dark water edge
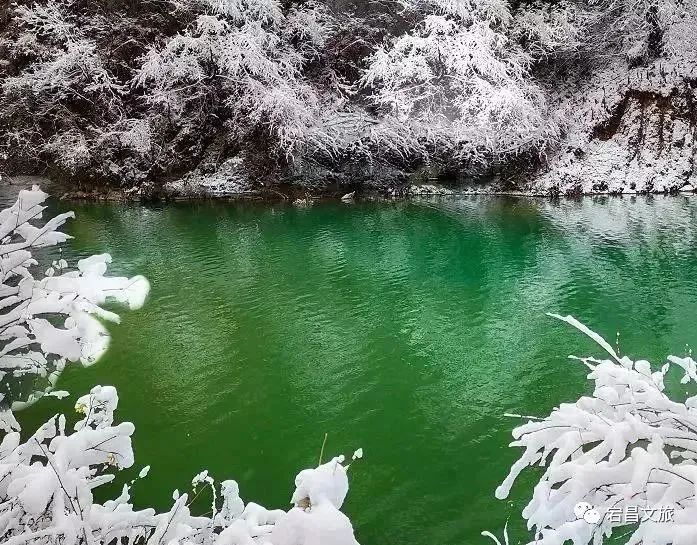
[6,174,696,205]
[8,193,697,545]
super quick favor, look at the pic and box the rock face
[163,157,256,198]
[531,5,697,196]
[537,89,696,195]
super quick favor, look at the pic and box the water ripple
[16,195,697,545]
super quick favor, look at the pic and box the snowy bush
[497,314,697,545]
[0,0,125,180]
[361,0,560,163]
[0,382,362,545]
[0,186,149,410]
[3,0,122,109]
[135,0,337,157]
[511,1,585,59]
[587,0,677,60]
[3,39,122,105]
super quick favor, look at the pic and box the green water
[16,195,697,545]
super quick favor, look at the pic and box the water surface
[17,195,697,545]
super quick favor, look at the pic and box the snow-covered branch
[0,186,149,410]
[497,314,697,545]
[0,383,362,545]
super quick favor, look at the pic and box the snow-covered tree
[135,0,337,157]
[497,314,697,545]
[585,0,680,62]
[511,1,585,59]
[2,0,122,114]
[0,0,129,178]
[361,0,560,163]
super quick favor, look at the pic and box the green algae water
[15,194,697,545]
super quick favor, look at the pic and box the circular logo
[584,509,601,524]
[574,502,601,525]
[574,502,592,519]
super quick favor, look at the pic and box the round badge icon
[584,509,601,524]
[574,502,593,519]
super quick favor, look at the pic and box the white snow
[529,1,697,195]
[497,314,697,545]
[0,187,150,405]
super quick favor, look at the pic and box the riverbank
[16,175,697,204]
[3,0,696,207]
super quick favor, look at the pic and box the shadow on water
[13,193,697,545]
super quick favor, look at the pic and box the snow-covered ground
[528,4,697,195]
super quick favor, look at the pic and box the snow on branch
[0,381,362,545]
[4,0,122,106]
[361,0,561,162]
[134,0,336,157]
[497,314,697,545]
[0,186,150,410]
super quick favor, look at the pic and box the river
[16,194,697,545]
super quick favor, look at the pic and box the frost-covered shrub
[43,130,93,176]
[511,1,585,59]
[135,0,337,157]
[0,186,149,410]
[3,39,122,105]
[497,314,697,545]
[0,0,127,181]
[10,0,76,57]
[361,0,560,164]
[587,0,677,61]
[2,0,122,113]
[0,383,362,545]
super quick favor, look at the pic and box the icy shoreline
[42,179,697,203]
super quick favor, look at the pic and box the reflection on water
[15,193,697,545]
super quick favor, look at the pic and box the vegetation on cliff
[0,0,695,196]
